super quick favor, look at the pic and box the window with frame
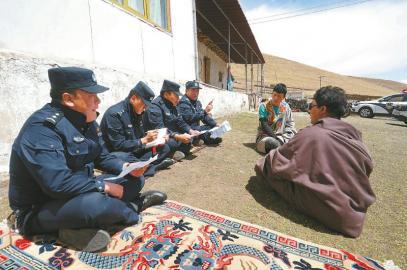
[110,0,171,31]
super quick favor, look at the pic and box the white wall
[197,41,228,89]
[0,0,249,172]
[0,0,196,80]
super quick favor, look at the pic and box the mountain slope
[232,54,407,97]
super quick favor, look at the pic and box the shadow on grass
[184,154,198,161]
[242,143,259,153]
[386,122,407,127]
[245,176,339,236]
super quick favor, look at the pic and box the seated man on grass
[8,67,166,252]
[100,81,174,177]
[256,83,296,153]
[177,80,222,146]
[255,86,376,237]
[145,80,199,161]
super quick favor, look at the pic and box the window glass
[148,0,168,29]
[128,0,144,14]
[388,95,404,102]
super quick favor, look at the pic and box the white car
[351,93,407,118]
[392,104,407,124]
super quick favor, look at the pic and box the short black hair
[313,86,347,119]
[50,88,76,102]
[273,83,287,96]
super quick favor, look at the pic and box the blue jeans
[167,138,192,155]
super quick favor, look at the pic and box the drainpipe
[192,0,199,81]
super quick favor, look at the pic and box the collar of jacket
[51,101,90,133]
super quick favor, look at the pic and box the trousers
[25,174,144,235]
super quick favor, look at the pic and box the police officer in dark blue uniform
[100,81,174,177]
[144,80,199,160]
[178,80,222,145]
[8,67,167,252]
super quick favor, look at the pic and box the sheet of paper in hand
[145,128,167,148]
[210,120,232,138]
[190,130,210,138]
[105,155,158,180]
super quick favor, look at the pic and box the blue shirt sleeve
[19,126,106,199]
[100,111,144,152]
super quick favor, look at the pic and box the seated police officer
[145,80,199,161]
[100,81,174,177]
[178,80,222,145]
[8,67,167,252]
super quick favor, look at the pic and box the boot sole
[59,229,111,252]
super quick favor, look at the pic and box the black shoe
[207,137,222,145]
[133,190,167,212]
[58,228,110,252]
[155,158,175,171]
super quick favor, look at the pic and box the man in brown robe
[255,86,376,237]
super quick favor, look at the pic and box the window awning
[196,0,265,64]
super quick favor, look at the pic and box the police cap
[130,81,155,107]
[185,80,202,90]
[160,79,182,96]
[48,67,109,94]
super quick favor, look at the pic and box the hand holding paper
[145,128,167,148]
[105,155,158,180]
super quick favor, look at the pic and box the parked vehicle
[351,93,407,118]
[392,104,407,124]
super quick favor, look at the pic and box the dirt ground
[1,112,406,268]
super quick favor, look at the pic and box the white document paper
[209,120,232,138]
[145,128,168,148]
[105,155,158,181]
[190,130,209,138]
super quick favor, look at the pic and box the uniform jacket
[9,102,124,211]
[177,95,217,130]
[144,95,190,137]
[255,117,375,237]
[100,97,146,153]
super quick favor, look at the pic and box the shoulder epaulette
[44,112,64,127]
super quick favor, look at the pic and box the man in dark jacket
[100,81,174,176]
[144,80,199,160]
[177,80,222,145]
[255,86,375,237]
[8,67,166,252]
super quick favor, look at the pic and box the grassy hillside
[232,54,407,97]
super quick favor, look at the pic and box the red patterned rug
[0,201,389,270]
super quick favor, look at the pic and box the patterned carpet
[0,200,386,270]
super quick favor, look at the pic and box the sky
[239,0,407,84]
